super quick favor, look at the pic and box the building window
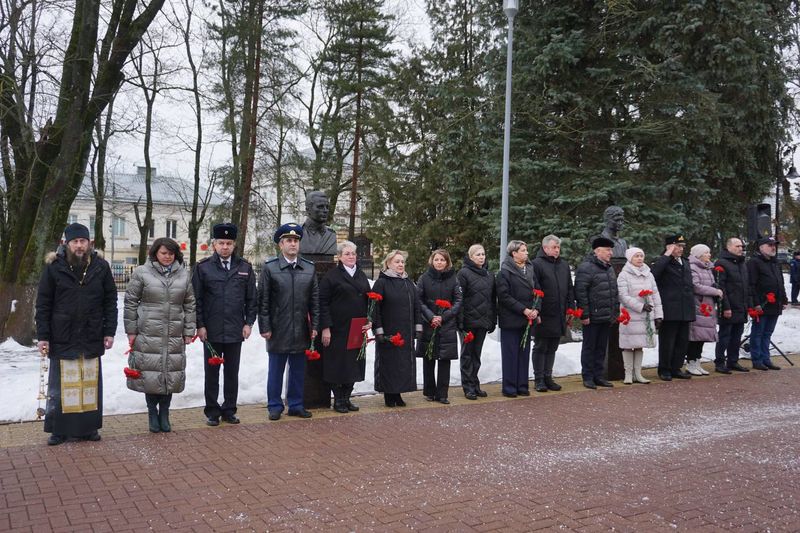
[67,213,78,225]
[112,216,126,237]
[89,216,96,238]
[166,220,177,239]
[149,223,155,239]
[126,257,138,265]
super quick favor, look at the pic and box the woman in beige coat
[617,247,663,384]
[124,238,196,433]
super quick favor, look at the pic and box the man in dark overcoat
[193,223,257,426]
[258,223,319,420]
[575,237,619,389]
[652,234,695,380]
[35,223,117,445]
[747,236,787,370]
[531,234,575,392]
[714,237,751,373]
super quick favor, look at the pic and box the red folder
[347,317,369,350]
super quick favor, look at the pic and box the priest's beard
[66,248,91,271]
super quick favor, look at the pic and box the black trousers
[686,341,704,361]
[460,328,487,394]
[580,323,610,381]
[145,393,172,409]
[532,336,560,380]
[203,341,242,418]
[715,322,745,367]
[658,321,690,374]
[423,358,451,399]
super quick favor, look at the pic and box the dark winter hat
[591,237,615,249]
[756,236,778,247]
[273,222,303,243]
[213,223,237,240]
[664,234,687,246]
[793,250,800,257]
[64,223,90,243]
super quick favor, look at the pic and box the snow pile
[2,276,798,424]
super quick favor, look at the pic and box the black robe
[318,263,370,384]
[372,272,421,393]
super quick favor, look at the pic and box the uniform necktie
[223,260,229,271]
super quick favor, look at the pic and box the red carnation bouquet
[358,292,383,360]
[699,303,713,318]
[425,299,453,359]
[747,307,764,323]
[124,338,142,379]
[639,289,655,345]
[305,340,321,361]
[617,308,631,325]
[566,307,584,335]
[206,341,225,366]
[462,331,475,344]
[520,289,544,348]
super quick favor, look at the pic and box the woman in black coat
[319,240,371,413]
[372,250,422,407]
[416,249,463,404]
[457,244,496,400]
[497,240,541,397]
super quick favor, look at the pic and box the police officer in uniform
[258,223,320,420]
[193,223,257,426]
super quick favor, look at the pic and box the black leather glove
[375,334,385,344]
[654,318,663,331]
[642,303,654,313]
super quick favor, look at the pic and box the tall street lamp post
[499,0,518,264]
[775,161,799,241]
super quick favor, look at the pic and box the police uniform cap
[213,223,237,240]
[273,222,303,243]
[756,236,778,246]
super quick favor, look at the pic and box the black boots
[544,376,562,391]
[534,378,548,392]
[148,406,160,433]
[158,396,171,432]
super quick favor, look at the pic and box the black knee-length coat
[415,267,463,360]
[318,263,370,384]
[372,271,422,393]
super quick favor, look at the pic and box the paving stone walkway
[1,356,799,531]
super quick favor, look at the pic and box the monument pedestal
[304,254,336,409]
[605,257,626,381]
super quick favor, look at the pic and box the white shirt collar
[344,263,357,277]
[283,254,297,266]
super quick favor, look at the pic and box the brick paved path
[1,358,799,531]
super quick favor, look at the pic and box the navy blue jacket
[192,253,257,343]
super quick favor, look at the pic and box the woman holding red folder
[319,240,371,413]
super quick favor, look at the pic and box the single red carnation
[366,291,383,301]
[533,289,545,298]
[617,308,631,325]
[435,299,452,309]
[714,266,725,273]
[389,332,405,347]
[123,367,142,379]
[463,331,475,344]
[766,292,776,304]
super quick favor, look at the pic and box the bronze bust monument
[300,191,338,256]
[598,205,629,259]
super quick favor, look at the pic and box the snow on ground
[2,275,799,424]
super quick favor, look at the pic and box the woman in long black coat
[497,240,541,397]
[416,249,463,404]
[372,250,422,407]
[319,240,371,413]
[458,244,496,400]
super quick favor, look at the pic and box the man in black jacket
[575,237,619,389]
[532,235,575,392]
[258,223,320,420]
[652,234,694,380]
[747,236,787,370]
[193,223,257,426]
[714,237,751,373]
[35,223,117,445]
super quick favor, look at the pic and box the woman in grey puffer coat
[124,238,196,433]
[617,248,663,384]
[686,244,721,376]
